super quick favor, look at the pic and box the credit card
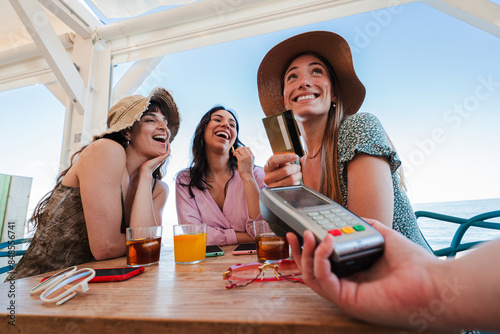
[262,110,304,156]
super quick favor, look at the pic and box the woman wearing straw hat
[7,87,180,280]
[258,31,429,250]
[176,106,266,246]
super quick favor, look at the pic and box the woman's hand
[263,153,302,187]
[140,142,171,176]
[234,147,255,179]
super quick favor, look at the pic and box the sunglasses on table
[31,266,95,305]
[223,259,303,289]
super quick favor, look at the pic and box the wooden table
[0,244,454,333]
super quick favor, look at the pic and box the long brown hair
[28,102,168,230]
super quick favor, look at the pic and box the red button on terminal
[328,229,342,236]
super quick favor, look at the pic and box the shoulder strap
[120,185,127,233]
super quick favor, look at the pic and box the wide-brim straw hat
[257,31,366,117]
[95,87,180,142]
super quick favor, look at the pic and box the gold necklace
[305,147,322,159]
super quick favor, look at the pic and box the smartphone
[90,267,144,282]
[232,242,257,255]
[41,267,145,283]
[206,245,224,257]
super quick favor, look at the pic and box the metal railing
[416,210,500,258]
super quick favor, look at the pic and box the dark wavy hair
[182,105,244,197]
[28,100,169,230]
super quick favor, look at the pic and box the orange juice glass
[173,224,207,264]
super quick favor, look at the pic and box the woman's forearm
[129,172,159,227]
[240,173,260,219]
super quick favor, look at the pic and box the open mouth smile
[294,94,318,102]
[215,131,230,140]
[153,135,167,143]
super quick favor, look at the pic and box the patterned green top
[337,112,431,251]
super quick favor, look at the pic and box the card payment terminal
[259,185,384,277]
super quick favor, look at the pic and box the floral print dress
[337,112,431,251]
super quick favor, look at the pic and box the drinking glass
[126,226,163,267]
[253,220,289,263]
[173,224,207,264]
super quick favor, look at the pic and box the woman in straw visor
[8,87,180,280]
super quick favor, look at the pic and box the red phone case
[90,267,144,282]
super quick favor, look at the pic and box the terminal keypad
[307,209,365,237]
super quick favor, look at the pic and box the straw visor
[257,31,366,117]
[95,87,180,142]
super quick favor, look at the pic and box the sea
[413,198,500,252]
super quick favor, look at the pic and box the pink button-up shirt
[175,167,266,246]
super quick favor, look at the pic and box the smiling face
[282,54,335,121]
[126,107,170,158]
[203,109,238,152]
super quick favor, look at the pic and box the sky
[1,1,499,232]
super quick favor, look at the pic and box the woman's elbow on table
[91,241,126,261]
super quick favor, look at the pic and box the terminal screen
[273,187,329,209]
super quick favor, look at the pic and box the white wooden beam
[46,0,102,30]
[0,58,55,91]
[10,0,86,114]
[0,32,74,67]
[39,0,93,38]
[96,0,272,41]
[112,56,164,105]
[80,39,112,145]
[58,33,112,169]
[45,81,66,104]
[422,0,500,38]
[99,0,417,64]
[59,100,85,170]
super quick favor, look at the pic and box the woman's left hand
[140,142,171,176]
[234,146,255,178]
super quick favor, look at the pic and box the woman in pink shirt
[175,106,266,245]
